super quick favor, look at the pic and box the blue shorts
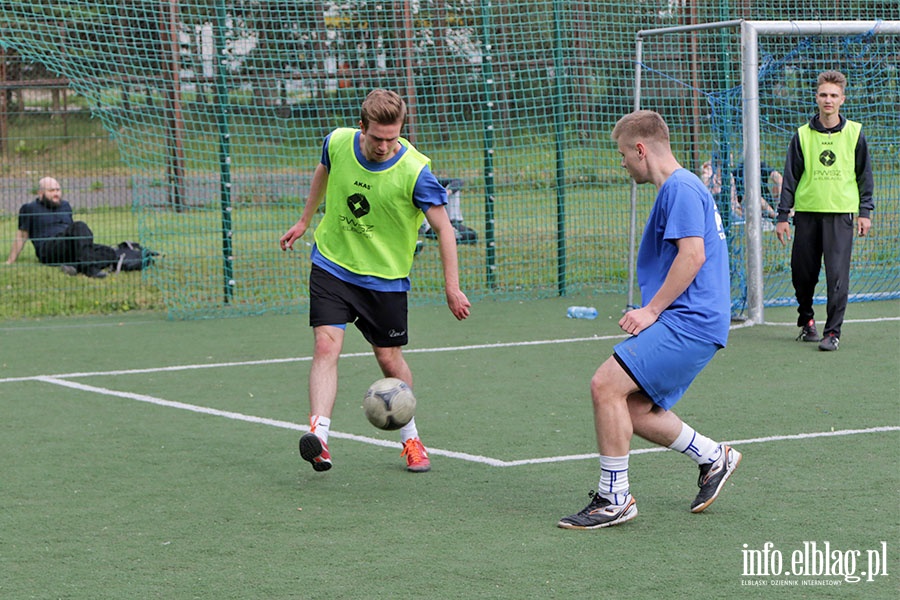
[613,319,721,410]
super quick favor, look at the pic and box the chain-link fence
[1,2,897,319]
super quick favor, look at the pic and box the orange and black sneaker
[400,438,431,473]
[299,433,332,472]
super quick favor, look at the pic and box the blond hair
[611,110,670,145]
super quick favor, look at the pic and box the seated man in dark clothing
[5,177,112,278]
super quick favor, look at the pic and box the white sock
[597,455,631,504]
[400,417,419,444]
[669,423,721,465]
[310,415,331,445]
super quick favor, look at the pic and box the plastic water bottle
[566,306,598,320]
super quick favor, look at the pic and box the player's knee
[591,359,636,408]
[313,331,342,359]
[590,370,616,407]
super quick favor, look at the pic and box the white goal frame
[628,19,900,325]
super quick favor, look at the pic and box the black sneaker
[557,492,637,529]
[796,319,819,342]
[691,444,741,513]
[818,333,839,351]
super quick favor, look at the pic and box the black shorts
[308,264,409,347]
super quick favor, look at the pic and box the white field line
[27,376,900,468]
[1,334,631,383]
[2,315,898,384]
[2,314,897,467]
[33,376,512,466]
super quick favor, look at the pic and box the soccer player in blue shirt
[558,110,741,529]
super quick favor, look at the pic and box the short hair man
[775,70,874,351]
[558,110,740,530]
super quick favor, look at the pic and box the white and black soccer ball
[363,377,416,430]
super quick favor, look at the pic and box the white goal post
[628,19,900,325]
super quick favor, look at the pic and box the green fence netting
[1,1,897,319]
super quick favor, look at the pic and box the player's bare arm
[619,236,705,335]
[281,163,329,251]
[425,205,471,321]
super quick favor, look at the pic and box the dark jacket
[776,114,875,223]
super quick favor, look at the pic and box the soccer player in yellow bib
[280,89,471,473]
[775,70,874,351]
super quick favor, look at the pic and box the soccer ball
[363,377,416,430]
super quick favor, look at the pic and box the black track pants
[790,212,855,338]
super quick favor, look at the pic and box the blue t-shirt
[311,131,447,292]
[637,169,731,347]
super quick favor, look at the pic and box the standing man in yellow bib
[775,70,874,351]
[280,89,471,473]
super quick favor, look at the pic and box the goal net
[631,20,899,322]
